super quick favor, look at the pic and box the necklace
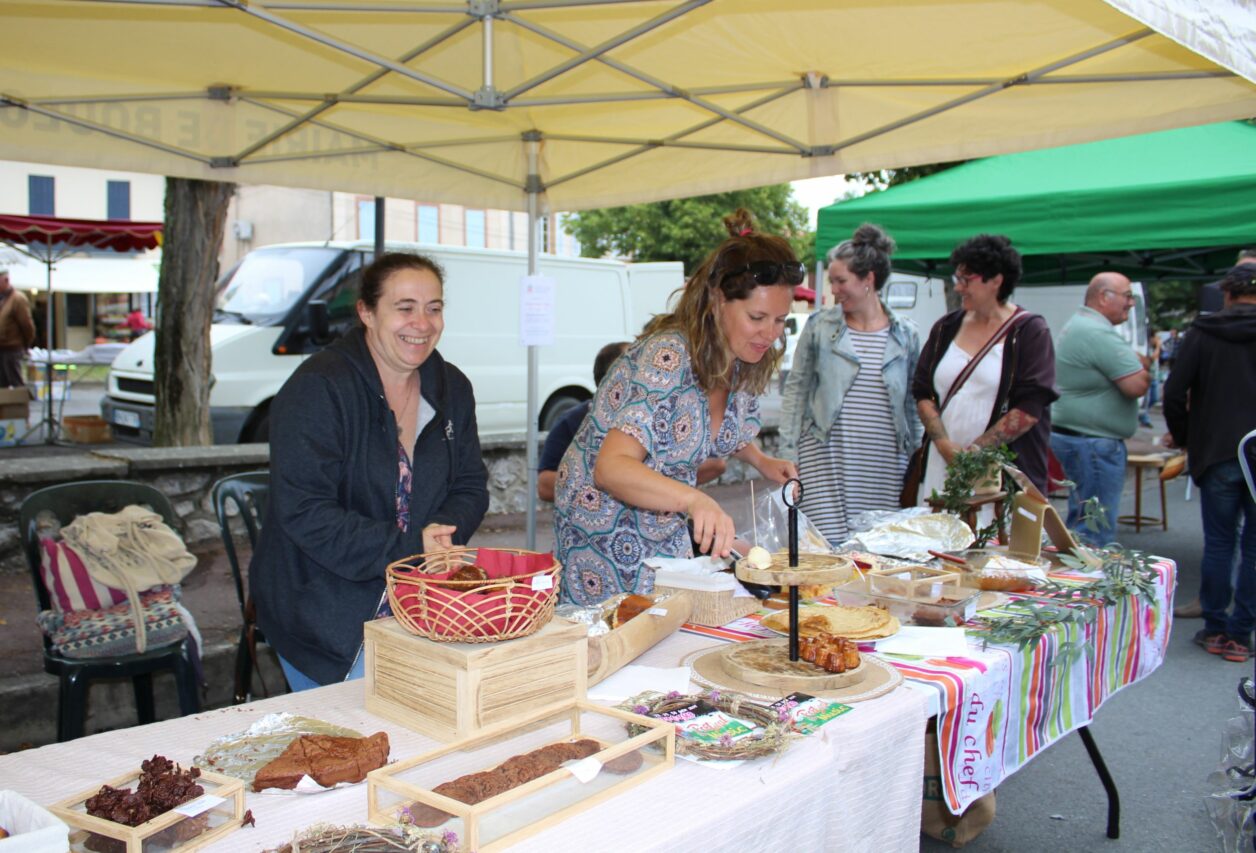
[390,375,418,437]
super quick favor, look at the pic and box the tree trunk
[153,177,235,447]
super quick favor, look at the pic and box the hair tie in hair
[738,227,753,237]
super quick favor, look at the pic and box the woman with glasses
[553,208,801,605]
[780,224,922,545]
[913,234,1057,503]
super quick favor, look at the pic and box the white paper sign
[174,794,225,817]
[569,756,603,783]
[646,607,668,616]
[531,574,554,591]
[519,275,556,346]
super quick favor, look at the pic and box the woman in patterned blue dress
[554,209,802,605]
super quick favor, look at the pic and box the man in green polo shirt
[1051,272,1150,546]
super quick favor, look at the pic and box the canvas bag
[59,505,197,652]
[921,726,997,847]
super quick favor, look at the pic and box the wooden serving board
[734,553,855,587]
[717,639,867,691]
[587,591,693,686]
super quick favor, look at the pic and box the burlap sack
[922,725,997,848]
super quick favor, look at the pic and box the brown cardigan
[911,308,1058,494]
[0,289,36,350]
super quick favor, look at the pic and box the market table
[0,630,930,852]
[683,555,1176,826]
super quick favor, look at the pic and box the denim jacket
[779,305,923,460]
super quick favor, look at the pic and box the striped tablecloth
[0,630,928,852]
[681,557,1176,815]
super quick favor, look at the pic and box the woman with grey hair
[780,224,922,545]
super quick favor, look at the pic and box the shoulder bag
[900,309,1026,507]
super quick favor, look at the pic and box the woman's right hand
[935,438,963,464]
[686,490,736,558]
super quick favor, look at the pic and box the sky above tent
[815,120,1256,281]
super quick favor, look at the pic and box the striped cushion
[39,537,128,612]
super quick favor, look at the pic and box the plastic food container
[949,549,1050,592]
[832,581,979,628]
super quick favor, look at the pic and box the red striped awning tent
[0,214,162,254]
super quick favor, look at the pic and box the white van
[101,241,683,444]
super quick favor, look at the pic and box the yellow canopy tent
[5,0,1254,539]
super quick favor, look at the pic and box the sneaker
[1175,599,1203,618]
[1220,639,1254,663]
[1194,630,1227,654]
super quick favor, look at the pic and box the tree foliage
[562,185,811,275]
[846,161,966,192]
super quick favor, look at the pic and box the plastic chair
[211,471,277,703]
[19,480,201,742]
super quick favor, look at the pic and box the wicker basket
[653,584,761,628]
[386,547,561,643]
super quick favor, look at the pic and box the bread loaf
[253,732,390,791]
[407,737,639,827]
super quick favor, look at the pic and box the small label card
[650,700,759,744]
[531,574,554,591]
[769,692,852,736]
[174,794,225,818]
[646,607,669,616]
[569,756,603,783]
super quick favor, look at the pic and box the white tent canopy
[5,0,1253,538]
[4,253,160,295]
[3,0,1254,212]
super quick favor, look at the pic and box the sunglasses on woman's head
[718,260,807,288]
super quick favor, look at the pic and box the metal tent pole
[374,196,385,258]
[43,255,56,443]
[525,132,541,550]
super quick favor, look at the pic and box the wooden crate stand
[364,616,588,742]
[48,767,245,853]
[367,699,674,853]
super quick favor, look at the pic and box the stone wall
[0,427,779,573]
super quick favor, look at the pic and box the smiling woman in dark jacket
[252,252,489,688]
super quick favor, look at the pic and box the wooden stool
[927,491,1008,543]
[1118,454,1169,532]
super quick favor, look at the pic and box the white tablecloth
[0,632,928,852]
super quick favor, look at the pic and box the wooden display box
[865,565,960,602]
[367,699,674,852]
[364,616,588,742]
[48,767,245,853]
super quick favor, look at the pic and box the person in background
[537,341,725,502]
[553,208,799,606]
[253,252,489,689]
[124,308,153,340]
[913,234,1057,499]
[0,269,36,388]
[780,223,921,545]
[1050,273,1150,546]
[1140,329,1161,428]
[1163,265,1256,661]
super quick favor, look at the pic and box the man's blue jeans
[278,652,366,692]
[1199,460,1256,642]
[1050,433,1127,547]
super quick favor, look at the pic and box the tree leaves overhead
[562,185,811,275]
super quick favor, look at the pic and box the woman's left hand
[755,455,798,485]
[422,523,457,552]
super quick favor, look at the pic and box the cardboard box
[0,387,30,421]
[0,419,22,448]
[364,617,588,743]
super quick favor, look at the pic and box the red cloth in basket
[392,548,557,639]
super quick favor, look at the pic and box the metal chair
[19,480,201,742]
[211,471,278,703]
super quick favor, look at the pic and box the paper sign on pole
[519,275,556,346]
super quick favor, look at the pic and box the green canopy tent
[816,120,1256,284]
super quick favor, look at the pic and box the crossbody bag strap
[937,307,1026,414]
